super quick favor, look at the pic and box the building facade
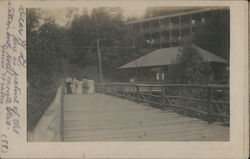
[119,46,228,83]
[127,7,229,59]
[121,8,230,83]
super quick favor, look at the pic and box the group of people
[65,76,95,95]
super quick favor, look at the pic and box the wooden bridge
[62,83,229,141]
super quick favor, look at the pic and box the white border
[0,1,248,158]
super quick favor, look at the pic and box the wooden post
[122,85,125,98]
[169,18,172,47]
[110,84,113,95]
[103,84,105,94]
[161,86,166,110]
[133,40,139,83]
[149,21,152,49]
[159,19,162,48]
[135,85,139,103]
[97,39,104,82]
[106,84,109,94]
[189,14,192,34]
[179,15,182,46]
[206,87,213,124]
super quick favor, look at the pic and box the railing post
[111,84,114,96]
[109,84,112,95]
[135,85,139,103]
[206,87,213,124]
[150,86,152,94]
[161,86,166,110]
[60,84,65,141]
[122,85,125,98]
[96,84,99,93]
[102,84,105,94]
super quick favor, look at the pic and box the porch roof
[118,45,227,69]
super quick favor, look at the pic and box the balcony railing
[132,22,205,34]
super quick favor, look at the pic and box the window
[161,72,165,80]
[191,19,196,25]
[201,18,206,24]
[156,72,165,81]
[169,22,173,28]
[156,72,160,80]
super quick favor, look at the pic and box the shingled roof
[119,45,227,69]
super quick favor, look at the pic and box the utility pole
[97,39,103,82]
[133,39,138,83]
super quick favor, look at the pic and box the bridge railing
[95,83,229,124]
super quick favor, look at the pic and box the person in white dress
[76,79,83,95]
[71,78,77,94]
[87,79,95,94]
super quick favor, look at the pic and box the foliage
[27,7,229,131]
[193,10,229,60]
[69,7,146,81]
[166,44,214,84]
[27,8,146,130]
[27,11,72,131]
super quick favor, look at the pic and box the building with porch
[118,45,227,83]
[127,7,229,60]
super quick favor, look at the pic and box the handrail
[96,82,229,89]
[95,82,229,125]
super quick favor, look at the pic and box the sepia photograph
[0,0,248,158]
[26,6,230,142]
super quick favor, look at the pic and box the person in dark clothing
[82,75,88,94]
[65,77,72,94]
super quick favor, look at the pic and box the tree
[166,44,214,84]
[193,10,229,60]
[27,7,140,130]
[27,11,72,131]
[69,7,141,81]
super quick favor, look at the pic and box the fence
[95,83,229,125]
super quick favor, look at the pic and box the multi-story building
[127,7,229,54]
[119,7,229,83]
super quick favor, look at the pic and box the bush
[166,44,214,84]
[27,11,69,131]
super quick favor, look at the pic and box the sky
[39,6,148,26]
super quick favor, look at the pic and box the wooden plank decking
[63,94,229,141]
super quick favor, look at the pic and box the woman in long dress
[76,79,83,95]
[87,79,95,94]
[71,78,77,94]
